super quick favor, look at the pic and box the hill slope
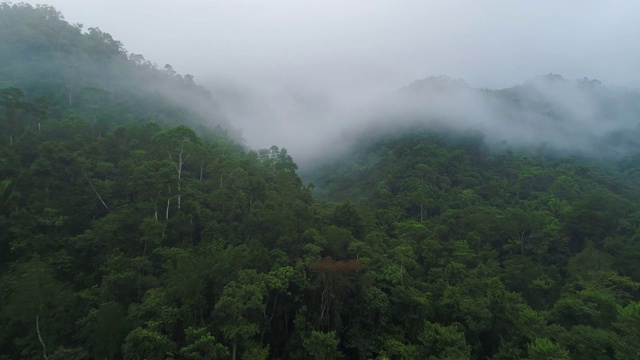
[0,2,234,141]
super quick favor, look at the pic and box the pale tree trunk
[16,121,30,144]
[220,171,233,187]
[84,173,109,211]
[165,196,171,220]
[517,230,531,255]
[36,315,48,360]
[168,142,189,211]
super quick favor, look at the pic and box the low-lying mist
[203,73,640,166]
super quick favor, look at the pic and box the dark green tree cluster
[0,90,317,358]
[306,126,640,359]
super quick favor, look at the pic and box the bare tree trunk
[168,143,189,211]
[36,315,48,360]
[84,173,109,211]
[16,121,30,144]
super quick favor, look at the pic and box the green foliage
[213,270,268,355]
[614,302,640,360]
[121,324,176,360]
[416,321,471,359]
[179,327,229,360]
[527,338,570,360]
[304,330,342,360]
[2,3,640,360]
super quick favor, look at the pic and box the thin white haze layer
[25,1,640,163]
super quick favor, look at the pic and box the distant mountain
[392,74,640,157]
[400,75,471,94]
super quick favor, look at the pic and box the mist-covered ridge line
[0,2,241,142]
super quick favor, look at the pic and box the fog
[31,0,640,163]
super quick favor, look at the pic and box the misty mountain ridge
[2,2,640,162]
[369,73,640,158]
[0,2,238,141]
[203,71,640,164]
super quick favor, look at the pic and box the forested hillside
[0,2,234,141]
[305,125,640,360]
[2,3,640,360]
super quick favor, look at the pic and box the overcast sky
[31,0,640,89]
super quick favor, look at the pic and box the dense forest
[2,3,640,360]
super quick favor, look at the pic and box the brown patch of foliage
[312,257,363,272]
